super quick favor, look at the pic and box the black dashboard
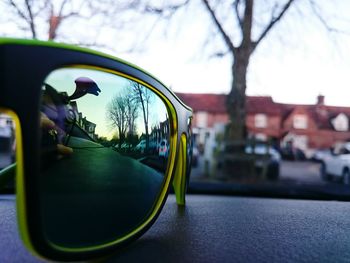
[1,194,350,262]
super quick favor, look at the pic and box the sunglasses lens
[39,67,170,248]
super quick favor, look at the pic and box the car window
[1,2,350,202]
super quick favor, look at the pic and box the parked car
[112,142,132,151]
[218,142,281,181]
[320,143,350,184]
[149,140,158,153]
[0,125,15,170]
[121,142,133,150]
[245,144,281,180]
[158,139,169,158]
[135,140,146,153]
[311,149,331,163]
[280,147,306,161]
[192,146,199,167]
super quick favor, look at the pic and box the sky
[45,67,168,139]
[2,0,350,107]
[110,0,350,107]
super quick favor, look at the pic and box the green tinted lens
[39,67,170,248]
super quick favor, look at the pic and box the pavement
[279,160,324,184]
[190,155,326,185]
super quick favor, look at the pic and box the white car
[158,139,169,158]
[135,140,146,153]
[320,143,350,184]
[0,126,15,169]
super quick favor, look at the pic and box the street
[279,160,324,184]
[191,156,332,186]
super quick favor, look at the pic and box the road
[191,156,327,185]
[279,160,324,184]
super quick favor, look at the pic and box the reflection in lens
[0,114,15,171]
[0,114,16,192]
[39,68,170,247]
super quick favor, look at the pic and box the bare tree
[124,91,139,138]
[4,0,89,40]
[2,0,144,45]
[107,87,141,147]
[140,0,348,141]
[130,81,153,150]
[201,0,296,140]
[46,0,83,40]
[107,94,129,147]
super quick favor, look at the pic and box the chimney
[317,95,325,105]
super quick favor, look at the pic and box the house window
[254,114,267,128]
[196,111,208,128]
[293,115,307,129]
[332,113,348,131]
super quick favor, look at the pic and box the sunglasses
[0,38,193,261]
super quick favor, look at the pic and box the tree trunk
[48,15,61,40]
[137,90,149,151]
[226,47,250,142]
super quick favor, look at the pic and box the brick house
[175,93,229,149]
[176,93,350,153]
[69,101,97,140]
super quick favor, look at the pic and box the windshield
[180,93,350,199]
[2,1,350,201]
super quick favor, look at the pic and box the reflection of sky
[44,68,168,139]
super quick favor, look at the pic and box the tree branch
[308,0,348,35]
[252,0,295,51]
[8,0,27,20]
[33,0,50,17]
[61,12,80,19]
[201,0,236,55]
[144,0,190,19]
[241,0,253,48]
[233,0,243,32]
[200,27,232,60]
[24,0,37,38]
[58,0,69,17]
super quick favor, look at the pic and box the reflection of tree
[125,93,139,138]
[131,82,153,150]
[107,95,127,146]
[107,82,155,150]
[107,88,139,147]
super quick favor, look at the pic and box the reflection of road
[40,136,165,247]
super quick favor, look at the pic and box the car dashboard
[1,194,350,262]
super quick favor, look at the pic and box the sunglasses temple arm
[0,163,16,191]
[172,134,187,206]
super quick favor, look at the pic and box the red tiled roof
[176,93,281,115]
[314,106,350,129]
[246,96,281,115]
[176,93,227,113]
[175,92,350,131]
